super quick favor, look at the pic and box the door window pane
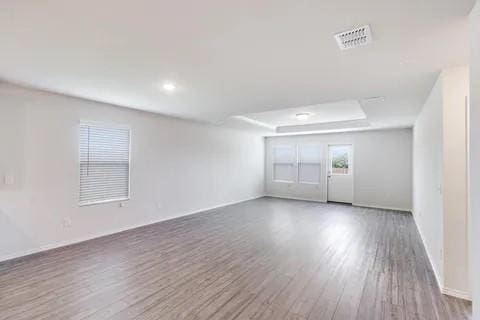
[330,145,350,175]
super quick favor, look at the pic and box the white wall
[265,128,413,211]
[442,67,470,297]
[0,83,265,262]
[413,74,445,287]
[413,66,470,299]
[470,1,480,318]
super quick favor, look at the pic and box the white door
[327,145,353,203]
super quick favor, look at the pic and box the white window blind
[79,123,130,206]
[298,146,322,184]
[273,146,296,182]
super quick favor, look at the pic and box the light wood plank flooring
[0,197,471,319]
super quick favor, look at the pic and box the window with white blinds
[79,123,131,206]
[298,146,322,184]
[272,145,296,182]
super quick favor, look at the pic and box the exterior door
[327,144,353,203]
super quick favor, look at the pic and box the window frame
[78,121,132,207]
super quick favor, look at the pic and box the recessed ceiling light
[296,112,310,120]
[163,82,176,92]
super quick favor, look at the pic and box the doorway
[327,144,353,203]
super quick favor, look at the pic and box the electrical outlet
[4,174,14,185]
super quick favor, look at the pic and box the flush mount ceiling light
[334,25,373,50]
[295,112,310,120]
[162,82,177,92]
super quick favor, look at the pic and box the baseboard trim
[352,203,412,213]
[265,197,411,212]
[411,210,444,295]
[403,211,472,302]
[441,287,471,301]
[0,194,265,264]
[265,194,326,203]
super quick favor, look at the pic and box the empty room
[1,1,480,319]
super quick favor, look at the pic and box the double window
[272,145,322,184]
[79,123,131,206]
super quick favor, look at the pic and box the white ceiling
[0,0,474,130]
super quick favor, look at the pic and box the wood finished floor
[0,197,471,320]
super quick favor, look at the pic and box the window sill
[79,197,130,207]
[273,180,294,184]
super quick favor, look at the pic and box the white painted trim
[412,210,444,293]
[232,115,276,131]
[265,196,411,211]
[265,124,413,137]
[265,194,326,203]
[78,119,132,130]
[442,287,472,301]
[391,209,471,302]
[0,195,265,263]
[79,197,130,207]
[352,203,412,212]
[465,94,473,304]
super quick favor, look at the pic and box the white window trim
[79,196,130,207]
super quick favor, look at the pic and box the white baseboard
[265,194,412,212]
[265,197,411,212]
[411,211,444,296]
[403,211,472,302]
[352,203,412,212]
[0,194,265,263]
[442,287,471,301]
[265,194,326,203]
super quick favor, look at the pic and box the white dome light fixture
[295,112,310,121]
[162,82,177,92]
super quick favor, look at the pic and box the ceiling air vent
[334,25,372,50]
